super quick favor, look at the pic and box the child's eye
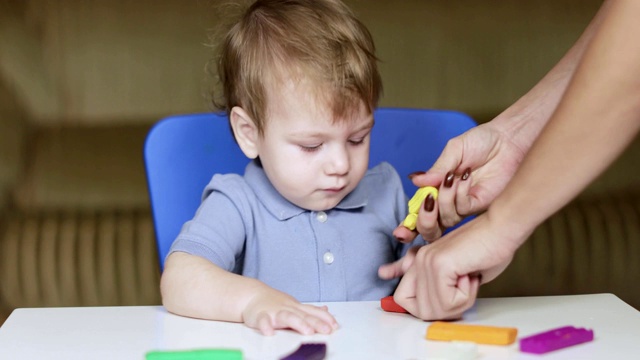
[300,144,322,152]
[349,138,365,145]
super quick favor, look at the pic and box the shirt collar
[244,160,369,221]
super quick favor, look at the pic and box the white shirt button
[323,252,334,265]
[316,211,328,223]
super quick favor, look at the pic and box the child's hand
[378,245,421,280]
[242,289,339,336]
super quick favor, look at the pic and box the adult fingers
[412,136,466,189]
[454,170,475,216]
[408,246,476,320]
[415,194,443,242]
[445,274,479,319]
[395,192,443,243]
[437,173,463,228]
[418,272,465,321]
[393,263,419,315]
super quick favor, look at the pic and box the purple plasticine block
[279,343,327,360]
[520,326,594,354]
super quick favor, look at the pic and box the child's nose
[325,146,349,175]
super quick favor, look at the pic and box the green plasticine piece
[145,349,243,360]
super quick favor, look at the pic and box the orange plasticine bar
[426,322,518,345]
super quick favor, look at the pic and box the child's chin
[307,199,341,212]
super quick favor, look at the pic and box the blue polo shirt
[169,160,423,302]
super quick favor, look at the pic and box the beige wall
[355,0,603,117]
[1,0,603,126]
[11,125,151,211]
[0,82,27,210]
[1,0,615,211]
[4,0,634,209]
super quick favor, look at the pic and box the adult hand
[242,288,339,336]
[393,212,524,320]
[394,120,526,244]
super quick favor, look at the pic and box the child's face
[258,79,372,211]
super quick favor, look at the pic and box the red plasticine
[381,296,408,313]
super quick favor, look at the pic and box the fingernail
[461,167,471,181]
[444,171,454,188]
[408,171,425,179]
[423,194,435,212]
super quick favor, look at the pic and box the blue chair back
[144,108,476,270]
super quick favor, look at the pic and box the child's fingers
[378,259,405,280]
[298,304,339,331]
[249,302,337,336]
[300,313,334,334]
[256,313,276,336]
[378,246,420,280]
[283,304,338,334]
[282,310,333,334]
[273,310,314,335]
[392,225,418,243]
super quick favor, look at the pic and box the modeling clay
[402,186,438,230]
[519,326,594,354]
[431,341,478,360]
[380,295,408,313]
[279,343,326,360]
[426,321,517,345]
[145,349,242,360]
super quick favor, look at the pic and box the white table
[1,293,638,359]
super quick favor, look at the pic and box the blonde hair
[213,0,382,135]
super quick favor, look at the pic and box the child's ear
[230,106,260,159]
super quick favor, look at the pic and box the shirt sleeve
[168,174,249,272]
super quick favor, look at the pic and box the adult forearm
[492,0,613,154]
[489,0,640,247]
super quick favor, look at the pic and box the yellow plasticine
[402,186,439,230]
